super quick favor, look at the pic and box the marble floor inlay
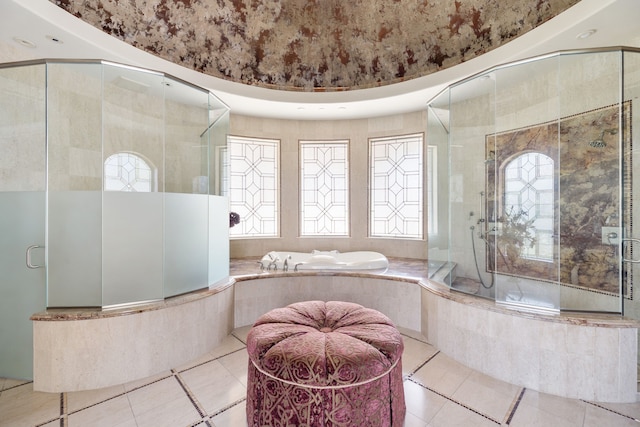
[1,326,639,427]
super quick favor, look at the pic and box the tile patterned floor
[1,326,639,427]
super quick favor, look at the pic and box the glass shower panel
[0,64,46,379]
[622,50,640,366]
[208,109,230,286]
[426,90,452,285]
[101,64,164,306]
[492,57,561,311]
[163,78,210,297]
[447,72,496,299]
[208,94,229,196]
[46,63,103,307]
[558,51,623,313]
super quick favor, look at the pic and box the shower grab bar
[622,238,640,263]
[26,245,44,269]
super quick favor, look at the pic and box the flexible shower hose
[470,226,494,289]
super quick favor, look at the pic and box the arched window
[503,152,554,261]
[104,152,155,192]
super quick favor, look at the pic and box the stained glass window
[369,134,424,239]
[104,152,154,192]
[225,136,279,238]
[300,141,349,236]
[504,152,554,261]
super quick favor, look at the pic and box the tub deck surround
[31,257,638,402]
[231,257,638,403]
[231,257,637,328]
[31,281,235,321]
[31,281,236,392]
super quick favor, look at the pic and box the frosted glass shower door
[0,64,46,380]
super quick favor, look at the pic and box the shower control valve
[601,226,620,245]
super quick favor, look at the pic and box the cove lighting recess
[576,29,597,39]
[12,37,36,48]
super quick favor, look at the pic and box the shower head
[589,128,618,148]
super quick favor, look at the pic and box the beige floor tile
[179,359,247,415]
[211,401,248,427]
[426,400,498,427]
[0,378,30,392]
[0,383,60,427]
[219,350,249,387]
[122,370,173,392]
[232,325,253,344]
[68,395,137,427]
[404,380,447,424]
[402,335,438,375]
[517,389,587,425]
[593,400,640,420]
[508,400,586,427]
[126,376,201,427]
[411,353,472,396]
[176,334,247,372]
[402,410,428,427]
[450,370,521,422]
[66,383,127,413]
[582,404,640,427]
[3,331,640,427]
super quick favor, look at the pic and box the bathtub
[259,250,389,272]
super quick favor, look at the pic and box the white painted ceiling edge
[4,0,640,120]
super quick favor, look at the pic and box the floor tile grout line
[503,387,526,425]
[65,390,130,416]
[60,392,67,427]
[65,373,173,417]
[231,331,248,345]
[582,399,640,422]
[400,333,430,345]
[1,380,33,392]
[178,347,247,374]
[405,350,440,379]
[209,396,247,418]
[35,346,248,420]
[34,416,62,427]
[407,377,502,425]
[172,369,209,419]
[32,392,66,427]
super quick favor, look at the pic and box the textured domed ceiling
[51,0,579,92]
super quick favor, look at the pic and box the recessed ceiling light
[297,106,305,111]
[576,29,597,39]
[46,35,63,44]
[12,37,36,48]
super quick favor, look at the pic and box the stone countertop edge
[31,258,639,328]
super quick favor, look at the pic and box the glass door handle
[26,245,44,269]
[622,238,640,263]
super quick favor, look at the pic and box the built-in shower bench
[31,257,638,403]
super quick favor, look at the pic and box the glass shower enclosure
[0,60,230,380]
[427,47,640,316]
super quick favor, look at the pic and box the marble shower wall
[0,64,46,191]
[27,62,211,194]
[447,50,639,308]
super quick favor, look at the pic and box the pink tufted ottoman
[246,300,405,427]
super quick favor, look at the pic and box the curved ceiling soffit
[51,0,579,92]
